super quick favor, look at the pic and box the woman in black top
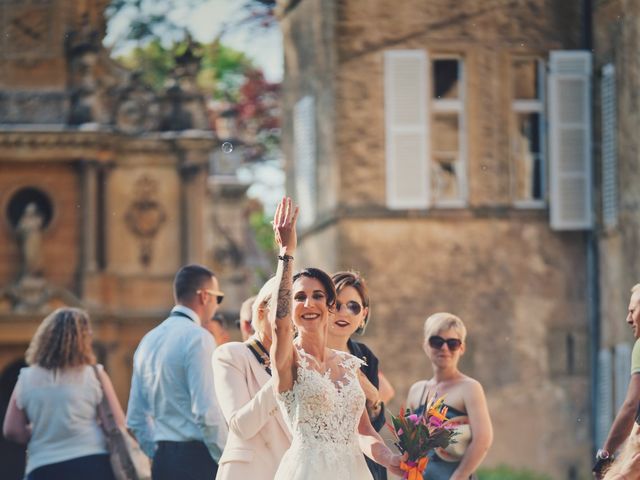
[327,271,392,480]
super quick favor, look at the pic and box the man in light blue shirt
[127,264,228,480]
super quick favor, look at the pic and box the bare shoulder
[458,375,486,398]
[407,379,431,407]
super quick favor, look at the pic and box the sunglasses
[428,335,462,351]
[197,289,225,305]
[335,300,363,316]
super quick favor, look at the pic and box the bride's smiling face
[292,276,331,331]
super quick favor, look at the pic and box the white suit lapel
[244,347,292,440]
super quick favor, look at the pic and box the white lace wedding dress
[274,346,373,480]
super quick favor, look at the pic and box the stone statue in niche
[17,203,44,278]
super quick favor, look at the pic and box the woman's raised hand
[273,197,299,253]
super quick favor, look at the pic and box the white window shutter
[548,51,593,230]
[384,50,429,209]
[614,342,631,411]
[601,64,618,229]
[294,95,316,229]
[595,348,613,448]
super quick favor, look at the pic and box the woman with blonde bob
[212,277,292,480]
[406,313,493,480]
[2,308,125,480]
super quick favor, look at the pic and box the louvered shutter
[548,51,593,230]
[384,50,429,209]
[294,95,317,229]
[614,342,631,411]
[595,349,613,448]
[601,64,618,229]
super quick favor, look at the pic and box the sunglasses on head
[428,335,462,351]
[335,300,363,316]
[197,289,225,305]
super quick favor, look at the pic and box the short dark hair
[174,264,215,302]
[293,267,337,308]
[332,270,370,334]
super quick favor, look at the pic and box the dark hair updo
[293,267,337,309]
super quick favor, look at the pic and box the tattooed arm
[270,197,299,393]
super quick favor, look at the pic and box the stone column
[79,159,99,273]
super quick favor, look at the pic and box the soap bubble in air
[221,142,233,154]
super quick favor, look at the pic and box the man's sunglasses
[197,289,225,305]
[428,335,462,351]
[335,300,363,316]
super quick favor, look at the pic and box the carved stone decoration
[124,176,167,267]
[113,72,161,134]
[66,13,103,125]
[159,37,209,131]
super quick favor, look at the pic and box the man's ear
[241,320,253,335]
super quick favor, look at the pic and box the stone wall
[281,0,591,477]
[594,0,640,346]
[338,217,590,475]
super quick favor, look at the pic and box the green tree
[116,39,255,100]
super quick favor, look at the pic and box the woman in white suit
[213,278,292,480]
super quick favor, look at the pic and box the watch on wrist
[596,449,610,461]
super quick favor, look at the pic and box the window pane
[433,59,459,99]
[432,113,459,152]
[432,154,460,201]
[513,112,543,200]
[513,59,540,100]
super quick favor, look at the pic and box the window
[431,57,466,206]
[384,52,466,210]
[511,57,546,207]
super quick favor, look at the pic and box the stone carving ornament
[125,176,167,266]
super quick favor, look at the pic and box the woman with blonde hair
[212,277,292,480]
[406,312,493,479]
[2,307,125,480]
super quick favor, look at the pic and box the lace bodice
[277,347,366,448]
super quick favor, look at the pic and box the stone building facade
[0,1,256,476]
[592,0,640,452]
[278,0,593,477]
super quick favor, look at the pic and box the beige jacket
[213,341,292,480]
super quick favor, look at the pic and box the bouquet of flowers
[388,393,457,480]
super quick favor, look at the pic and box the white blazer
[213,341,292,480]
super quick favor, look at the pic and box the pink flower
[429,416,443,428]
[397,428,404,436]
[407,414,420,425]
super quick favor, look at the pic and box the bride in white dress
[270,198,404,480]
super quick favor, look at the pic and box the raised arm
[270,197,299,393]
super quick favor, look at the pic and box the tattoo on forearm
[275,258,293,319]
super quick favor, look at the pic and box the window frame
[429,54,467,208]
[510,56,547,209]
